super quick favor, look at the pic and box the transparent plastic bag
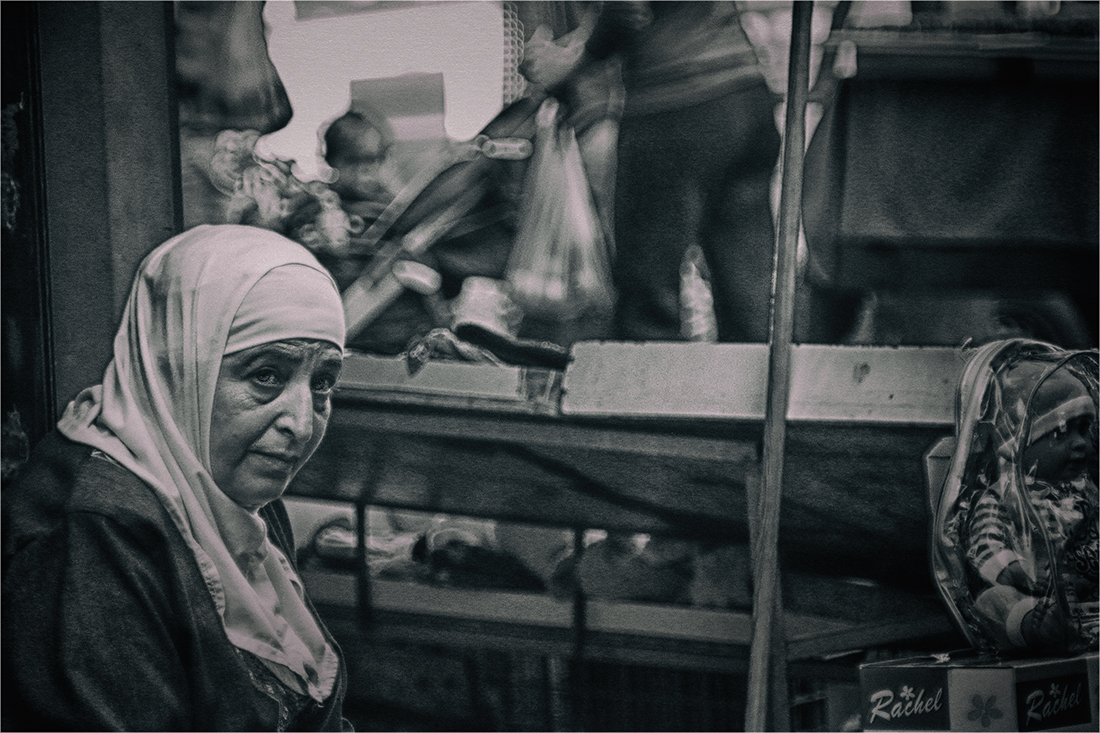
[505,98,614,321]
[931,338,1099,655]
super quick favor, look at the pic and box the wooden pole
[745,2,815,730]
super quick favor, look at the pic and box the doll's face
[1024,413,1097,484]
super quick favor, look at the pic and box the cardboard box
[859,651,1098,731]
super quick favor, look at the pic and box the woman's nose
[275,382,313,441]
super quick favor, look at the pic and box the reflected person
[529,1,781,342]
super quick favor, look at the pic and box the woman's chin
[223,473,292,510]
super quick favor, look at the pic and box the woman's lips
[249,451,299,474]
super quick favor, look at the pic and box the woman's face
[209,338,343,509]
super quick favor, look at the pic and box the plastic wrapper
[932,338,1099,655]
[505,98,614,321]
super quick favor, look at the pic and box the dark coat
[2,431,350,731]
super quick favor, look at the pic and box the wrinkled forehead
[226,338,344,366]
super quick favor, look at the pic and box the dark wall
[2,2,52,463]
[1,1,182,454]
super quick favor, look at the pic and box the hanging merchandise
[931,338,1099,656]
[506,97,614,321]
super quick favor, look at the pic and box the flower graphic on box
[900,686,915,701]
[967,695,1004,728]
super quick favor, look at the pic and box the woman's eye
[312,374,337,394]
[252,368,284,388]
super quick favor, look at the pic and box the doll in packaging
[933,339,1098,655]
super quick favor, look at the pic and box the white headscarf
[58,224,345,702]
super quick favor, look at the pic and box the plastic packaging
[932,339,1099,655]
[505,98,614,321]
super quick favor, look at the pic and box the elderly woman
[2,225,350,730]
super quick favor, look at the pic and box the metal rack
[292,341,966,729]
